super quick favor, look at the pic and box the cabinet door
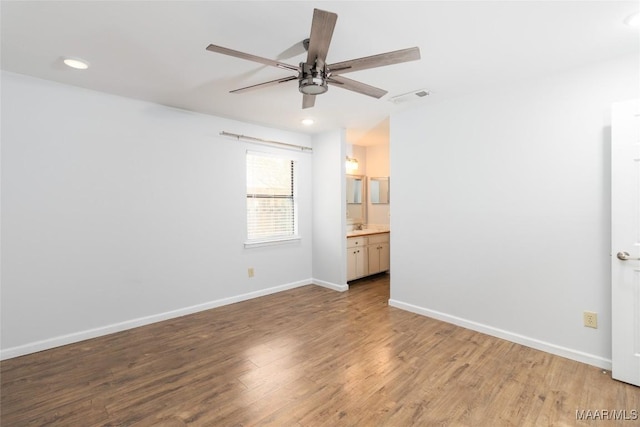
[368,245,381,274]
[348,247,367,281]
[347,249,358,281]
[355,247,367,278]
[379,242,390,272]
[368,243,390,275]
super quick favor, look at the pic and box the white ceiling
[1,1,638,143]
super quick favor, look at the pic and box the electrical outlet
[583,311,598,328]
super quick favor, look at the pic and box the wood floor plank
[2,274,639,426]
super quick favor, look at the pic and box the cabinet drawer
[347,237,368,248]
[367,233,389,244]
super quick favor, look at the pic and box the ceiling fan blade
[306,9,338,66]
[230,76,298,94]
[206,44,299,72]
[302,94,316,109]
[328,47,421,75]
[327,76,387,99]
[276,39,308,60]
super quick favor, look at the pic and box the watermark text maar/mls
[576,409,638,421]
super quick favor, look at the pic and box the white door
[611,99,640,386]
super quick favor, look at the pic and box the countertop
[346,229,390,238]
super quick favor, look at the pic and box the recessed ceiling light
[63,57,90,70]
[624,12,640,27]
[301,118,314,126]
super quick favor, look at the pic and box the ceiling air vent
[389,89,430,104]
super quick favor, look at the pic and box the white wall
[1,72,314,358]
[312,130,348,290]
[366,142,390,227]
[389,54,639,369]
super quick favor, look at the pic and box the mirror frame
[369,177,390,204]
[346,174,366,224]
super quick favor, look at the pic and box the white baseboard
[312,278,349,292]
[388,299,612,370]
[1,279,313,361]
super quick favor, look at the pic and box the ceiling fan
[206,8,421,109]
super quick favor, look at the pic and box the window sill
[244,235,302,249]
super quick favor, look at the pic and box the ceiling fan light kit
[206,8,421,109]
[299,62,328,95]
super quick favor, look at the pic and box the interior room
[1,1,639,425]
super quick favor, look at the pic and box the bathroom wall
[350,119,391,227]
[365,142,390,227]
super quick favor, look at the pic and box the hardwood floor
[1,274,638,426]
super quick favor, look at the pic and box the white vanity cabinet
[347,236,368,281]
[367,233,390,275]
[347,232,390,281]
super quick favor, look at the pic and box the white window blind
[246,152,297,242]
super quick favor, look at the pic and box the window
[246,151,298,244]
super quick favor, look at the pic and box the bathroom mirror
[370,177,390,204]
[346,175,365,223]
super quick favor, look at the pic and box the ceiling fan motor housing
[299,62,328,95]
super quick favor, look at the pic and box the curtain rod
[220,131,313,152]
